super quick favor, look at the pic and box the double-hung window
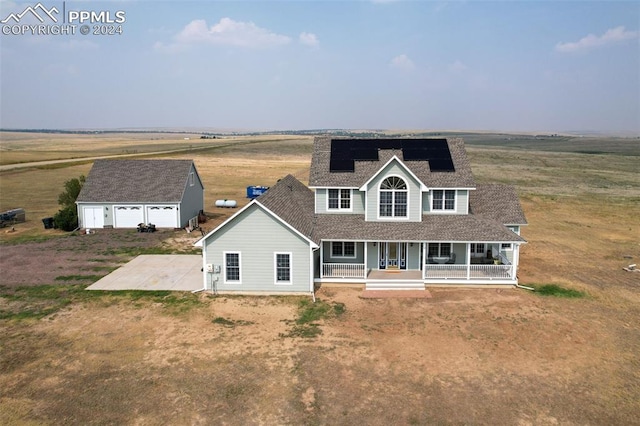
[428,243,451,257]
[275,253,291,284]
[331,242,356,258]
[224,252,241,283]
[470,243,485,256]
[379,177,408,218]
[328,189,351,210]
[432,190,455,211]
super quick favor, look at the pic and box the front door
[378,242,407,270]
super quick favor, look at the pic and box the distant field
[1,132,639,241]
[0,132,291,165]
[443,132,640,156]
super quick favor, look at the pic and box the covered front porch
[317,240,520,288]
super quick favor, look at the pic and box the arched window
[379,176,407,217]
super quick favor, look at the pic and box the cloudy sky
[1,1,638,133]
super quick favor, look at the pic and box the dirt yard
[1,193,639,425]
[1,284,638,425]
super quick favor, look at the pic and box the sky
[0,1,638,133]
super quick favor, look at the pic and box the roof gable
[77,159,201,203]
[195,174,318,248]
[359,155,427,191]
[255,174,316,242]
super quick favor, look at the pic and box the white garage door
[82,206,104,228]
[114,205,144,228]
[146,205,178,228]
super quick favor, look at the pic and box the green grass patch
[0,284,91,320]
[101,246,201,256]
[533,284,586,298]
[55,274,105,282]
[0,285,204,321]
[90,266,118,272]
[296,298,345,325]
[212,316,255,327]
[101,246,177,256]
[280,298,346,338]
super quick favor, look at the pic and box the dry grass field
[1,132,639,424]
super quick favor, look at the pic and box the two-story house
[195,137,526,294]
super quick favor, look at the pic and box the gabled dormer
[309,137,477,221]
[359,153,426,222]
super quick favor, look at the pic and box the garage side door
[83,206,104,228]
[146,205,178,228]
[113,205,144,228]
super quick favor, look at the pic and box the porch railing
[322,263,365,279]
[423,264,467,279]
[424,264,514,280]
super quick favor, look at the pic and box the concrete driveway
[87,255,202,291]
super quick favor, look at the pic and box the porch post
[363,241,367,279]
[466,243,471,280]
[420,242,427,280]
[320,242,324,278]
[512,244,520,280]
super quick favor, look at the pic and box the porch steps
[365,280,426,291]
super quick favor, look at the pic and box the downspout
[310,246,316,303]
[516,283,534,291]
[512,244,533,290]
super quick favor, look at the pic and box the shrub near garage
[52,175,85,231]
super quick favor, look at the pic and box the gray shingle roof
[77,159,198,203]
[312,214,525,243]
[470,184,528,225]
[255,175,524,244]
[256,174,316,240]
[309,137,476,188]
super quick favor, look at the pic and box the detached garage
[76,159,204,229]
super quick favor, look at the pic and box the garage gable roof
[77,159,200,203]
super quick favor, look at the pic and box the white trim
[201,239,208,291]
[326,188,353,212]
[145,204,179,228]
[310,248,315,294]
[113,204,144,228]
[274,252,293,285]
[358,155,428,192]
[430,189,457,214]
[309,186,359,189]
[223,251,241,284]
[81,205,104,228]
[194,199,318,249]
[376,174,410,221]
